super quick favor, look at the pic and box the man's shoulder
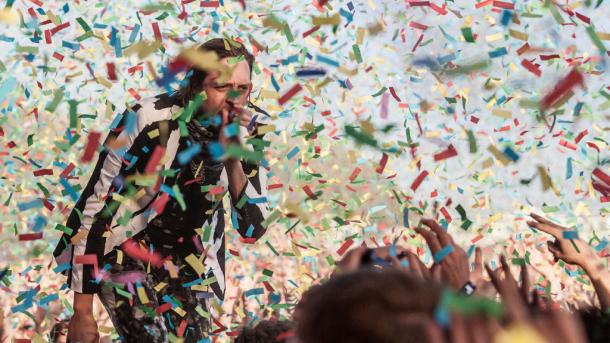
[136,93,182,126]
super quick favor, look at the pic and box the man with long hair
[53,38,270,342]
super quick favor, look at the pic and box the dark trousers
[97,240,212,342]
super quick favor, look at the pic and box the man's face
[199,57,252,118]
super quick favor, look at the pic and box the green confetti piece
[262,269,274,277]
[352,44,362,63]
[467,130,477,153]
[202,225,212,242]
[461,27,475,42]
[283,24,294,43]
[45,89,64,113]
[76,17,92,32]
[371,86,387,97]
[261,209,281,228]
[172,184,186,210]
[265,240,280,256]
[586,26,608,54]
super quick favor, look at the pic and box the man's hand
[415,218,471,290]
[68,293,99,343]
[68,311,99,343]
[527,213,599,272]
[528,212,610,310]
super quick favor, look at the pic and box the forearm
[224,158,247,200]
[584,261,610,311]
[73,292,95,313]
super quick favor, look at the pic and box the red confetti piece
[410,170,429,191]
[152,22,162,42]
[50,21,70,35]
[200,1,220,7]
[574,129,588,143]
[44,30,52,44]
[493,0,514,9]
[376,153,388,174]
[440,207,452,223]
[475,0,493,8]
[540,54,560,61]
[60,162,75,178]
[433,144,458,161]
[33,169,53,176]
[150,192,170,215]
[559,139,577,150]
[389,87,402,102]
[412,33,424,52]
[19,232,43,241]
[267,183,284,190]
[517,43,530,55]
[144,146,165,174]
[540,69,584,110]
[302,185,317,199]
[349,167,361,182]
[120,239,165,267]
[336,238,354,256]
[278,84,303,105]
[107,63,117,81]
[29,0,43,6]
[302,26,321,38]
[593,168,610,186]
[521,59,541,77]
[81,132,102,163]
[156,303,172,314]
[74,254,99,274]
[208,186,225,195]
[128,88,142,101]
[52,52,64,61]
[409,21,428,30]
[429,2,448,15]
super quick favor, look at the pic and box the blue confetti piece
[178,143,202,165]
[60,178,79,201]
[296,68,327,78]
[502,146,519,162]
[403,208,409,227]
[433,245,454,263]
[245,224,254,237]
[231,210,239,229]
[573,102,584,117]
[566,157,573,179]
[223,123,239,138]
[316,54,340,67]
[128,24,141,43]
[339,8,353,23]
[488,47,508,58]
[244,288,264,297]
[32,215,47,232]
[182,278,203,287]
[286,146,300,160]
[500,10,512,26]
[53,263,71,274]
[39,293,59,306]
[247,197,267,204]
[62,40,80,51]
[208,141,225,160]
[595,239,608,252]
[0,77,17,103]
[17,199,42,211]
[562,231,579,239]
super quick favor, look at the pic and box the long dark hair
[171,38,270,117]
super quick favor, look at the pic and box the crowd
[234,213,610,343]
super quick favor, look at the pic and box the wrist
[583,259,606,278]
[73,292,94,314]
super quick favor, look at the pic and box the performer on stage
[53,38,270,342]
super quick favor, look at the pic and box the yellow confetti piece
[124,40,163,59]
[509,29,529,41]
[185,253,205,275]
[598,32,610,40]
[165,260,178,279]
[195,305,211,319]
[147,128,160,139]
[0,8,19,24]
[312,13,341,26]
[174,306,187,317]
[137,285,150,304]
[494,324,546,343]
[257,124,277,134]
[154,282,167,292]
[492,108,512,119]
[70,230,88,244]
[487,145,510,166]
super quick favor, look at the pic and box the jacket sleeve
[54,105,160,294]
[222,123,271,241]
[227,159,270,240]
